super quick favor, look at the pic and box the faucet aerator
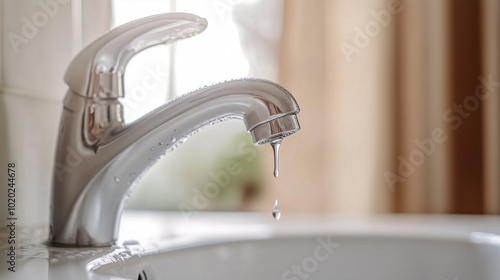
[250,114,300,145]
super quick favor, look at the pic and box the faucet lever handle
[64,13,207,99]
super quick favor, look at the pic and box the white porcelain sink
[3,213,500,280]
[94,235,500,280]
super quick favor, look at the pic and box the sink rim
[5,212,499,279]
[86,212,500,279]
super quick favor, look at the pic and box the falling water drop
[272,199,281,220]
[114,176,121,183]
[270,139,282,178]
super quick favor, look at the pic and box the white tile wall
[0,0,111,242]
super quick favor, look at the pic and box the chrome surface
[50,13,301,246]
[64,13,207,99]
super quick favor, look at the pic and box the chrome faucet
[50,13,300,246]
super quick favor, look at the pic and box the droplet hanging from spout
[271,139,282,178]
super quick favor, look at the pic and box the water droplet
[114,176,120,183]
[150,147,155,151]
[171,137,177,143]
[130,172,136,177]
[270,139,282,178]
[159,141,165,145]
[272,199,281,220]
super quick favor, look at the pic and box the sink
[4,213,500,280]
[94,236,500,280]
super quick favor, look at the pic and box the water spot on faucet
[159,141,164,145]
[122,240,139,246]
[114,176,121,183]
[150,147,155,151]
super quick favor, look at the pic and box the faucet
[50,13,300,247]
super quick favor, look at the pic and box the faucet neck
[51,79,300,246]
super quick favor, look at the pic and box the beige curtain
[276,0,500,214]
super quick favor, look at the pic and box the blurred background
[117,0,500,215]
[1,0,499,234]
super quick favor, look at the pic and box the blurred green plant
[125,121,264,211]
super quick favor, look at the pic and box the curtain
[277,0,500,214]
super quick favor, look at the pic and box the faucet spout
[50,14,300,247]
[52,79,300,246]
